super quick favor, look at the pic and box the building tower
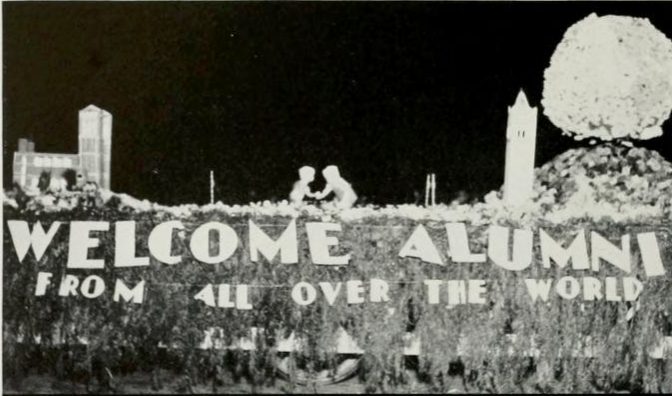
[78,105,112,190]
[503,90,538,205]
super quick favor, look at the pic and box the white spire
[81,104,102,112]
[513,89,530,108]
[503,88,538,206]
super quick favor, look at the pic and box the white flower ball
[542,13,672,141]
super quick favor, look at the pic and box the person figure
[314,165,357,209]
[48,177,62,194]
[73,170,88,191]
[80,181,101,208]
[289,166,318,205]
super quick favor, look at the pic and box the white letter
[446,280,467,305]
[236,285,253,310]
[636,233,666,277]
[468,280,487,304]
[58,274,80,297]
[582,277,603,301]
[399,225,443,265]
[305,222,350,265]
[148,221,184,265]
[35,272,53,296]
[370,279,390,303]
[291,282,317,306]
[445,223,485,262]
[488,226,533,271]
[424,279,442,304]
[190,222,238,264]
[540,229,589,270]
[113,280,145,304]
[346,280,365,304]
[622,277,643,301]
[556,276,580,300]
[249,219,298,264]
[81,275,106,298]
[8,221,61,262]
[115,221,150,268]
[218,284,235,308]
[67,221,109,269]
[591,232,631,274]
[318,282,342,306]
[605,277,622,301]
[524,279,553,302]
[194,284,216,307]
[583,276,602,301]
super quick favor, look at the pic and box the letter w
[7,221,61,262]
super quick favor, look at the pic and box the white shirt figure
[48,177,62,194]
[290,166,318,205]
[314,165,357,209]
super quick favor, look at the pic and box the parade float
[3,13,672,394]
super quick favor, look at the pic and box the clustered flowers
[532,145,672,221]
[5,147,670,224]
[542,13,672,142]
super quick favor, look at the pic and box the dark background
[4,1,672,205]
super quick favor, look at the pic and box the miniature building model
[503,90,538,205]
[78,105,112,190]
[13,105,112,190]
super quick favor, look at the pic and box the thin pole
[425,174,430,207]
[431,174,436,206]
[210,170,214,204]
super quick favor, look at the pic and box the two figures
[290,165,357,209]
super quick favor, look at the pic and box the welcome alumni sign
[7,219,670,310]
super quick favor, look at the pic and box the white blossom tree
[542,13,672,142]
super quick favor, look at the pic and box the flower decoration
[542,13,672,141]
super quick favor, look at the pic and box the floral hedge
[3,201,672,393]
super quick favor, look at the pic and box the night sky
[4,2,672,206]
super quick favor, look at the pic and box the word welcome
[6,220,668,277]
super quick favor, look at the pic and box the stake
[431,174,436,206]
[210,170,214,205]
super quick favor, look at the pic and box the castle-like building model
[503,89,538,205]
[13,105,112,191]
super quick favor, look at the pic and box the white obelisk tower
[503,90,537,205]
[78,105,112,190]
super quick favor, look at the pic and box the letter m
[7,221,61,262]
[540,229,589,270]
[114,280,145,304]
[249,219,298,263]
